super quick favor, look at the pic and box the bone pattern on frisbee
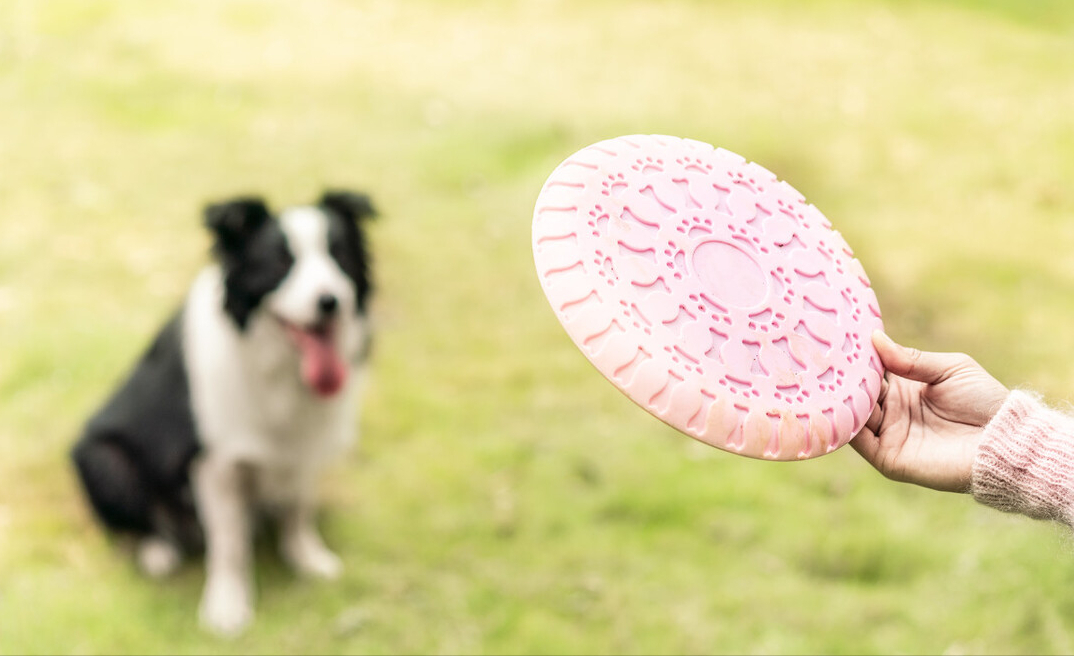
[533,135,884,461]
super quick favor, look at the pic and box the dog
[71,190,375,636]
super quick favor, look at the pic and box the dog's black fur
[72,312,204,550]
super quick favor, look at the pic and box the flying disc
[532,135,884,460]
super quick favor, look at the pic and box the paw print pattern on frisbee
[532,135,884,460]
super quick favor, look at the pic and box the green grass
[4,0,1074,653]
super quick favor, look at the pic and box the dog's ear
[203,196,271,254]
[319,190,377,223]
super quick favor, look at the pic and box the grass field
[4,0,1074,653]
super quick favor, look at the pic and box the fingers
[857,373,886,455]
[877,371,889,406]
[849,425,880,462]
[871,331,971,385]
[865,398,883,434]
[855,368,888,453]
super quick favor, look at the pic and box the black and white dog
[71,191,375,635]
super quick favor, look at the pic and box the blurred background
[3,0,1074,653]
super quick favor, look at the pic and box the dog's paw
[280,526,344,580]
[198,577,253,637]
[291,544,343,580]
[137,536,182,579]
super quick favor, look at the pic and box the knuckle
[954,352,977,369]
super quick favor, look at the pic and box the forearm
[972,391,1074,526]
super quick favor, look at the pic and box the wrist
[953,431,987,494]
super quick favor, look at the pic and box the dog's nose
[317,293,339,316]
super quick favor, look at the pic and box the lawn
[4,0,1074,653]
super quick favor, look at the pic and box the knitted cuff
[972,391,1074,526]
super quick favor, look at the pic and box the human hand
[850,332,1010,492]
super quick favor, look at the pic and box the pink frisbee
[532,135,884,460]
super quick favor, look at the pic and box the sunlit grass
[4,0,1074,653]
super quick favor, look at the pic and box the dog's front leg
[278,497,343,580]
[192,455,254,637]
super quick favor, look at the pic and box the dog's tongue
[290,328,347,397]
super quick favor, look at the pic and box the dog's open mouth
[278,319,347,398]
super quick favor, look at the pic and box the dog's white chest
[183,268,358,467]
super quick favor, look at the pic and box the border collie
[71,190,375,636]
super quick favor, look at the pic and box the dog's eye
[327,224,370,309]
[241,232,295,293]
[327,225,358,271]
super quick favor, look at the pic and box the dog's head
[204,190,375,397]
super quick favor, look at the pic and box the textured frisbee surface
[532,135,884,460]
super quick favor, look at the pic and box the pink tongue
[291,329,347,397]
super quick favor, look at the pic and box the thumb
[871,331,968,385]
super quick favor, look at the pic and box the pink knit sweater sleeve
[972,390,1074,526]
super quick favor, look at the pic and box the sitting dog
[71,191,375,635]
